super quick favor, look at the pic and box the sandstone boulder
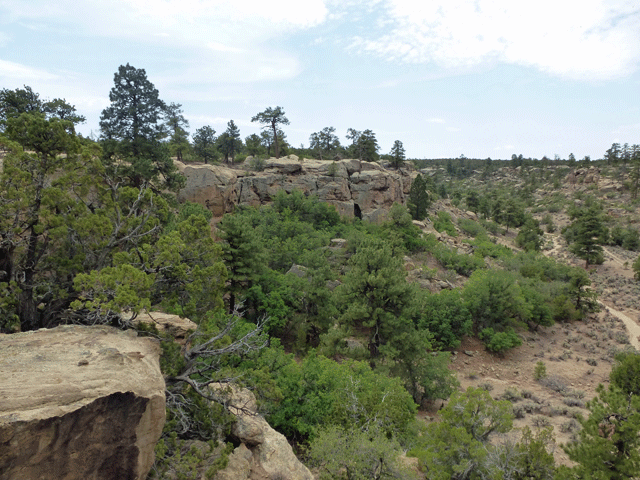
[131,311,197,344]
[0,325,165,480]
[211,385,313,480]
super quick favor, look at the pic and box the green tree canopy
[565,201,608,267]
[610,351,640,396]
[389,139,406,169]
[0,86,86,132]
[164,102,190,162]
[516,216,545,252]
[216,120,242,164]
[347,128,379,162]
[192,125,217,164]
[251,106,289,159]
[408,174,430,221]
[99,63,183,190]
[217,210,267,312]
[267,353,416,443]
[417,387,514,480]
[309,424,418,480]
[244,133,264,158]
[336,237,415,365]
[1,114,85,330]
[309,126,340,160]
[558,384,640,480]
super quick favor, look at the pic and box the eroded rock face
[176,157,412,221]
[210,385,313,480]
[0,325,165,480]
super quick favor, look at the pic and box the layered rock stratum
[0,325,165,480]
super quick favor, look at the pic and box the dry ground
[436,229,640,466]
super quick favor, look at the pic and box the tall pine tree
[99,64,183,190]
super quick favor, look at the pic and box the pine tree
[165,102,190,162]
[568,203,607,267]
[337,238,414,366]
[217,212,266,312]
[408,174,430,220]
[251,106,289,159]
[192,126,217,164]
[217,120,242,164]
[558,384,640,480]
[99,63,183,190]
[389,140,405,169]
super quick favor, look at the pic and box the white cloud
[494,144,515,151]
[4,0,328,47]
[207,42,246,54]
[0,0,328,84]
[350,0,640,80]
[427,117,446,124]
[611,122,640,138]
[0,59,60,82]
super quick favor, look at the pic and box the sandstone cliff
[0,325,165,480]
[176,156,414,221]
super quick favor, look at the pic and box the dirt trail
[602,246,627,267]
[599,301,640,350]
[539,235,640,351]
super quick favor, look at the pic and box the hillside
[4,133,640,478]
[399,161,640,467]
[173,156,640,474]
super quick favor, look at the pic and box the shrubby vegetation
[5,72,640,479]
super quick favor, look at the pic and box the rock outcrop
[0,325,165,480]
[176,157,414,221]
[211,385,313,480]
[130,311,197,345]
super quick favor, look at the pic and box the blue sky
[1,0,639,160]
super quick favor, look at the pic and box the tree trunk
[272,123,279,159]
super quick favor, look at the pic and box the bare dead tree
[163,307,268,426]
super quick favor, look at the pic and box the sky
[1,0,639,160]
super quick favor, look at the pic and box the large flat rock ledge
[0,325,166,480]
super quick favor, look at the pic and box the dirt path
[538,234,640,351]
[598,301,640,350]
[602,246,627,267]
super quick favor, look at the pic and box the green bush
[432,243,485,276]
[433,211,457,236]
[480,327,522,354]
[458,218,485,237]
[534,361,547,380]
[480,219,501,235]
[416,289,472,349]
[249,156,266,171]
[468,238,513,259]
